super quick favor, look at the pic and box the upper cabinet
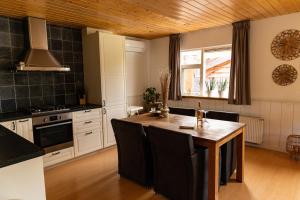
[83,30,126,107]
[99,33,126,107]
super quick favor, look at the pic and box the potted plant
[217,79,228,97]
[205,78,216,97]
[143,87,160,111]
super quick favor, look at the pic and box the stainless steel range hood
[17,17,70,72]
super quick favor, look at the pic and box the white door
[103,105,127,147]
[0,120,17,133]
[16,118,33,143]
[99,32,126,107]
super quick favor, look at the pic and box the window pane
[181,50,202,65]
[203,48,231,98]
[182,68,200,95]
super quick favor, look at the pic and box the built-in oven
[33,112,73,154]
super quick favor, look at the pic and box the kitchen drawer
[72,108,101,122]
[73,118,101,133]
[43,147,74,167]
[74,128,103,156]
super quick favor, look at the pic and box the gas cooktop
[30,105,71,116]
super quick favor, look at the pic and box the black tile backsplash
[0,32,11,47]
[15,86,29,98]
[1,99,16,113]
[0,16,84,113]
[0,86,15,100]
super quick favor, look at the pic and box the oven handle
[35,121,72,130]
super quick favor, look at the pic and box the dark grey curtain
[228,20,251,105]
[169,34,182,100]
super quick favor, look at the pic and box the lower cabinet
[0,120,17,133]
[16,118,34,143]
[102,105,127,148]
[72,108,103,157]
[43,147,75,167]
[0,118,33,143]
[74,128,103,156]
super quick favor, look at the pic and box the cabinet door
[16,118,33,143]
[103,105,127,148]
[99,32,126,107]
[74,128,103,156]
[72,108,101,123]
[0,120,17,133]
[43,147,74,167]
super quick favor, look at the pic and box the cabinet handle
[12,121,16,131]
[51,152,61,156]
[19,119,29,122]
[103,100,106,106]
[103,108,106,114]
[85,131,93,135]
[84,121,92,124]
[84,110,91,113]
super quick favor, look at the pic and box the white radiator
[239,116,264,144]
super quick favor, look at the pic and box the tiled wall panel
[0,16,84,112]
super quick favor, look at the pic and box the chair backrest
[169,107,196,117]
[205,110,239,122]
[147,126,197,200]
[111,119,152,186]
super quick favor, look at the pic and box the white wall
[181,25,232,50]
[251,12,300,101]
[125,40,148,106]
[0,157,46,200]
[147,12,300,152]
[147,37,169,90]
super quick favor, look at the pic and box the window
[181,46,231,98]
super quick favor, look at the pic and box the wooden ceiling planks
[0,0,299,39]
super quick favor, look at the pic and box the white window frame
[180,44,232,97]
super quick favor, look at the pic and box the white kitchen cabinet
[74,128,102,156]
[0,120,17,133]
[16,118,34,143]
[43,147,74,167]
[72,108,102,122]
[72,108,103,156]
[0,118,33,142]
[100,33,127,147]
[83,30,127,148]
[99,32,126,107]
[103,105,127,147]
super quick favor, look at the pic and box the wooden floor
[45,147,300,200]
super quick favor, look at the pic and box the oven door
[33,120,73,153]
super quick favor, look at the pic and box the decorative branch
[160,72,171,109]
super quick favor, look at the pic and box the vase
[207,91,212,97]
[160,106,169,118]
[218,91,224,98]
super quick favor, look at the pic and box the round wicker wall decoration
[272,64,297,86]
[271,29,300,61]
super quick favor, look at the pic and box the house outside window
[180,45,232,98]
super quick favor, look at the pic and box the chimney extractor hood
[17,17,70,72]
